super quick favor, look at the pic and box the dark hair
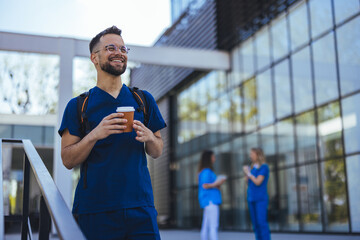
[198,150,214,173]
[89,26,122,53]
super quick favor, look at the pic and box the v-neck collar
[94,84,126,101]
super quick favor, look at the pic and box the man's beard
[100,60,127,76]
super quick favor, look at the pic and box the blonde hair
[251,147,266,166]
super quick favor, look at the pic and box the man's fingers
[103,112,124,120]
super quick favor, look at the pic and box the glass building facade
[173,0,360,233]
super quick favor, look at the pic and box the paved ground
[5,230,360,239]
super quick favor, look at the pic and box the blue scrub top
[247,164,269,202]
[198,168,222,208]
[58,84,166,214]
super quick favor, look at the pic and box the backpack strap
[129,87,149,127]
[76,91,90,189]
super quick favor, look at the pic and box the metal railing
[0,138,86,240]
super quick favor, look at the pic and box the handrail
[0,138,86,240]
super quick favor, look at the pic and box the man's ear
[90,53,98,65]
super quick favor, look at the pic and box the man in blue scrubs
[58,26,166,240]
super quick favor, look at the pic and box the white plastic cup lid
[116,106,135,112]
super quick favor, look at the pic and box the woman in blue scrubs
[243,148,271,240]
[198,150,226,240]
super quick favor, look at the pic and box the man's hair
[89,26,122,53]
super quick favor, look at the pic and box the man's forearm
[145,134,163,159]
[61,132,97,169]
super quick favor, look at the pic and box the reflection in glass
[296,111,317,163]
[299,164,322,231]
[277,118,296,167]
[176,158,192,188]
[292,47,314,113]
[309,0,333,38]
[0,51,59,115]
[218,93,231,141]
[73,57,97,96]
[254,26,271,71]
[336,16,360,96]
[321,159,349,232]
[242,38,255,80]
[289,1,309,51]
[176,189,192,228]
[207,100,219,145]
[278,168,299,230]
[317,102,343,160]
[274,59,292,119]
[232,136,246,177]
[312,32,338,105]
[260,125,276,162]
[243,78,258,132]
[231,88,243,134]
[245,131,259,159]
[257,69,274,126]
[233,178,251,230]
[346,155,360,232]
[14,125,43,146]
[271,13,289,61]
[231,46,243,87]
[342,94,360,154]
[268,171,279,231]
[333,0,360,24]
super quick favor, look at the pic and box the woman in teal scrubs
[243,148,271,240]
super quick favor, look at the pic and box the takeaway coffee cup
[116,106,135,133]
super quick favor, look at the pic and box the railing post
[21,154,30,240]
[39,196,51,240]
[0,139,4,239]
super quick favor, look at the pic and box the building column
[53,38,75,210]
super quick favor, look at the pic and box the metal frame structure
[0,138,86,239]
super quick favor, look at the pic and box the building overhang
[0,31,230,71]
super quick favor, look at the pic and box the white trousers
[201,202,219,240]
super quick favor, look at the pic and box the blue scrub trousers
[77,206,160,240]
[248,200,271,240]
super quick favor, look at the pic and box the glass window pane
[242,38,255,80]
[257,69,274,126]
[245,131,259,158]
[342,93,360,154]
[268,171,280,231]
[255,26,271,71]
[277,118,296,167]
[176,189,192,228]
[44,126,54,146]
[333,0,360,24]
[260,125,276,169]
[0,51,59,115]
[0,124,12,138]
[317,102,343,160]
[337,16,360,96]
[13,125,43,145]
[231,88,243,134]
[299,163,322,231]
[218,94,231,142]
[232,136,246,177]
[231,46,243,87]
[296,110,317,164]
[278,168,299,230]
[289,1,310,51]
[292,47,314,113]
[271,13,289,61]
[312,32,338,105]
[73,57,97,96]
[309,0,333,38]
[321,159,349,232]
[274,59,292,119]
[243,78,258,132]
[346,155,360,232]
[207,100,219,145]
[233,177,251,230]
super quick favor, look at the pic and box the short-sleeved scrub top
[58,84,166,214]
[198,168,222,208]
[247,164,269,202]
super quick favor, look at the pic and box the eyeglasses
[94,44,130,54]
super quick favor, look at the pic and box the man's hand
[90,112,128,141]
[133,120,163,158]
[133,120,154,143]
